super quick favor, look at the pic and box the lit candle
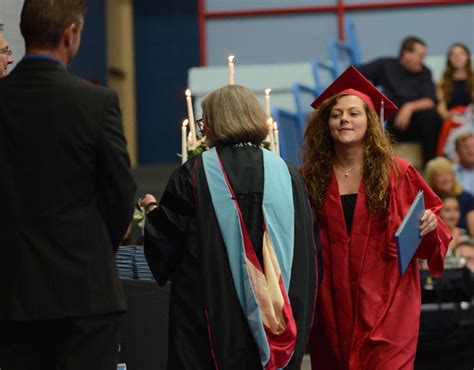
[273,121,280,156]
[228,55,235,85]
[267,117,275,153]
[185,89,197,145]
[265,88,271,118]
[181,119,188,164]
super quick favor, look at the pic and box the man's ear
[63,23,76,48]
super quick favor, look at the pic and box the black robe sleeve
[144,161,195,286]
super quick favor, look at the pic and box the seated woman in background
[436,43,474,157]
[439,194,469,255]
[139,84,321,370]
[425,156,474,236]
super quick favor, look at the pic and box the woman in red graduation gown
[140,85,321,370]
[302,66,451,370]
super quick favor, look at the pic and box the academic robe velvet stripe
[203,148,297,369]
[309,157,450,370]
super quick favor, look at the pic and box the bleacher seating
[188,17,467,167]
[310,60,336,93]
[344,18,362,66]
[272,108,304,166]
[327,37,360,76]
[291,83,318,128]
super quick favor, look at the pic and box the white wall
[204,2,474,66]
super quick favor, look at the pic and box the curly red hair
[302,94,397,219]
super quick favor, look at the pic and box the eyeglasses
[196,118,204,131]
[195,118,205,139]
[0,47,12,56]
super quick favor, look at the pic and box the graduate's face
[328,95,368,148]
[440,197,460,229]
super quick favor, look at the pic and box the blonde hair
[302,94,396,218]
[424,156,463,196]
[201,85,268,147]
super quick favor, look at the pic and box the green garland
[185,141,272,160]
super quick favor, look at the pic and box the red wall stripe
[198,0,207,66]
[337,0,345,41]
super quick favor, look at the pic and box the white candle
[228,55,235,85]
[267,117,275,153]
[188,131,193,150]
[265,88,271,118]
[181,119,188,164]
[273,121,280,156]
[185,89,197,145]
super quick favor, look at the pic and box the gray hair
[202,84,268,147]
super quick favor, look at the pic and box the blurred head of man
[20,0,86,65]
[399,36,426,74]
[456,132,474,169]
[0,24,14,77]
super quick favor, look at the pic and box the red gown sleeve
[398,163,451,276]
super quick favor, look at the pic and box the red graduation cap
[310,65,398,121]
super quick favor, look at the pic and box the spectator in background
[425,156,474,236]
[436,43,474,156]
[455,132,474,193]
[437,43,473,120]
[0,0,136,369]
[455,240,474,271]
[0,23,14,77]
[358,36,441,165]
[439,194,469,255]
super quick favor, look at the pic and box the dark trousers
[0,312,123,370]
[386,108,442,165]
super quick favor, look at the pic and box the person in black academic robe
[140,85,322,370]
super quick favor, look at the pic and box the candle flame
[183,119,189,127]
[185,89,191,97]
[267,117,273,126]
[265,88,271,96]
[228,55,235,63]
[273,121,278,130]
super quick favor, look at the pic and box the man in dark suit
[0,1,137,369]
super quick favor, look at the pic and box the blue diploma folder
[395,190,425,275]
